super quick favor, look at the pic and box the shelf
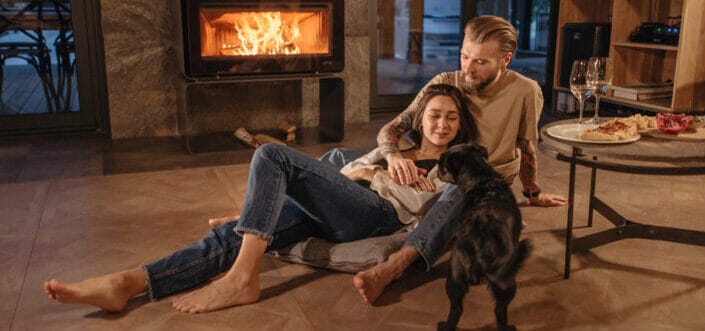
[553,0,705,113]
[600,94,672,113]
[612,41,678,52]
[554,86,672,113]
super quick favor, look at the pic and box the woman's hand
[386,152,427,185]
[408,175,436,192]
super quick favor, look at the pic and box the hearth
[175,0,346,153]
[179,0,344,78]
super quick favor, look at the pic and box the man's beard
[462,67,503,93]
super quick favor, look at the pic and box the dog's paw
[499,325,517,331]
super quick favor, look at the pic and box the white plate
[546,123,641,144]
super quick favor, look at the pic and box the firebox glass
[199,7,331,57]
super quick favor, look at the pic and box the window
[475,0,551,85]
[370,0,554,112]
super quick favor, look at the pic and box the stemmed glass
[569,59,593,125]
[586,57,613,124]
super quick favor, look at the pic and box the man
[353,15,566,304]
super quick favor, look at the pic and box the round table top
[540,119,705,171]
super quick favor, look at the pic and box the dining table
[539,118,705,279]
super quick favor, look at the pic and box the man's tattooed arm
[517,138,539,192]
[377,111,414,159]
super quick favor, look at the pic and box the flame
[201,9,329,57]
[224,12,301,56]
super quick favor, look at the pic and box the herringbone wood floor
[2,118,705,330]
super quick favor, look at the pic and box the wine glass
[569,59,593,125]
[586,57,613,124]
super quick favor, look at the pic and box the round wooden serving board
[643,127,705,141]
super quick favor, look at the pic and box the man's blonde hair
[464,15,517,57]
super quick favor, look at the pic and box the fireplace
[175,0,346,152]
[179,0,344,78]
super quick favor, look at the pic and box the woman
[43,84,477,313]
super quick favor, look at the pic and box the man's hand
[345,168,382,182]
[386,152,426,185]
[525,192,567,207]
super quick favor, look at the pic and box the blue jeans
[403,183,463,271]
[143,144,401,300]
[319,147,466,271]
[318,147,366,170]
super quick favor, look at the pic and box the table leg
[587,156,597,228]
[572,196,705,251]
[564,147,577,279]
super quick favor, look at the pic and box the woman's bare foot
[353,246,418,305]
[171,232,266,314]
[208,215,239,228]
[171,272,260,313]
[43,268,147,312]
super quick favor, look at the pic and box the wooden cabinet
[553,0,705,112]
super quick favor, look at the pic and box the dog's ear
[439,145,466,183]
[473,144,489,160]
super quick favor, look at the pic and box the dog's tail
[487,239,532,288]
[506,239,532,276]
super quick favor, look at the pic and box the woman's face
[420,95,461,148]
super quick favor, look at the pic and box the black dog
[436,144,531,331]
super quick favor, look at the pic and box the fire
[219,12,301,56]
[200,9,329,57]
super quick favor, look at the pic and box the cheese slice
[578,130,620,141]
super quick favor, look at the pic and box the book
[612,90,672,100]
[611,84,673,94]
[611,83,673,101]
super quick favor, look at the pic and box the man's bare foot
[353,246,418,305]
[353,264,400,305]
[208,215,239,228]
[43,268,146,312]
[171,272,260,313]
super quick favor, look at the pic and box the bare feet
[171,272,260,313]
[43,268,147,312]
[353,267,398,305]
[353,246,418,305]
[208,215,239,228]
[171,232,267,314]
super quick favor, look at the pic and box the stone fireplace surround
[101,0,369,139]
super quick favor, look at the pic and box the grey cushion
[268,231,409,273]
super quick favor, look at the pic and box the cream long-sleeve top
[339,140,448,232]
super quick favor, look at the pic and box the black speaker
[559,23,611,87]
